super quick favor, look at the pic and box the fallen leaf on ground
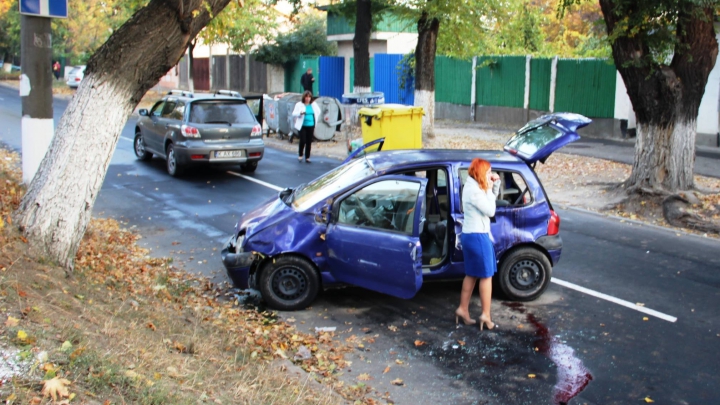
[642,317,649,321]
[414,340,426,347]
[388,325,398,332]
[390,378,404,386]
[383,366,391,374]
[358,373,372,381]
[528,374,536,378]
[644,397,654,403]
[41,377,71,401]
[395,359,404,365]
[5,316,19,327]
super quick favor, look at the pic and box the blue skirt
[461,232,497,278]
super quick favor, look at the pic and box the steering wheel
[355,198,377,226]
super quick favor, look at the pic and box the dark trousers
[298,125,314,159]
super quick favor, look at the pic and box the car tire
[166,143,183,177]
[134,131,152,161]
[497,247,552,301]
[259,256,319,311]
[240,161,258,172]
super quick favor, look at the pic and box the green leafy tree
[561,0,718,193]
[253,13,336,65]
[0,0,20,65]
[198,0,277,53]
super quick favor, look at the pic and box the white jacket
[462,175,500,234]
[292,101,321,131]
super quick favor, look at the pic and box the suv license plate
[215,150,244,158]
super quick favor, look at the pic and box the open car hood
[504,113,591,164]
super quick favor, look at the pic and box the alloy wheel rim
[168,148,175,173]
[135,135,145,155]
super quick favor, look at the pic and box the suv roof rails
[214,90,243,98]
[167,89,194,98]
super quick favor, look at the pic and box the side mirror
[315,202,332,224]
[138,109,149,116]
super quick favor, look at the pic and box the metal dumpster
[277,93,302,141]
[313,96,345,141]
[263,94,280,136]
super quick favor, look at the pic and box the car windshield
[292,158,375,211]
[189,101,255,124]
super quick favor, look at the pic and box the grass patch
[0,150,372,404]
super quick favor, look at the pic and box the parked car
[66,65,85,88]
[134,89,264,176]
[221,113,591,310]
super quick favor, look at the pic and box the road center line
[552,278,677,323]
[119,136,132,143]
[226,170,284,191]
[224,171,678,323]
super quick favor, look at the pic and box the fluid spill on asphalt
[523,308,593,405]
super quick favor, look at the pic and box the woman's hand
[489,172,500,182]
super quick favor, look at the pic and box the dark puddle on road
[515,304,593,405]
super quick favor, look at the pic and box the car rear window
[188,101,255,124]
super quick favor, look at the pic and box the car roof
[365,149,525,171]
[162,90,247,103]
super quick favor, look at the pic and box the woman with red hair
[455,158,501,330]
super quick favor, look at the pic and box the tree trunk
[14,0,232,268]
[599,0,718,192]
[188,40,196,92]
[352,0,371,93]
[414,11,439,140]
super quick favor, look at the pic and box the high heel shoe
[455,309,477,325]
[479,314,495,331]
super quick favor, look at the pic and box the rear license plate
[215,150,244,158]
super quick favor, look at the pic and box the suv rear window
[188,101,256,125]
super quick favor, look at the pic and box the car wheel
[497,247,552,301]
[240,161,258,172]
[134,131,152,161]
[166,143,183,176]
[259,256,319,311]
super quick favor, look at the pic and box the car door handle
[411,245,417,261]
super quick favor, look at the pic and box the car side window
[161,101,177,118]
[338,179,421,235]
[150,101,165,117]
[458,168,532,210]
[167,101,185,120]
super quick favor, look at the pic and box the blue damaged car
[221,113,591,310]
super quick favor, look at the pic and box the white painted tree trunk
[15,73,136,268]
[354,85,371,93]
[630,120,696,191]
[415,89,434,139]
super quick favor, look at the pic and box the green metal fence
[554,59,616,118]
[327,12,414,36]
[475,56,526,108]
[529,58,552,111]
[434,56,472,105]
[284,56,319,93]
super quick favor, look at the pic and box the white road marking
[119,136,132,142]
[224,172,679,323]
[552,278,677,323]
[226,170,284,191]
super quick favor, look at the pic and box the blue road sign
[20,0,68,18]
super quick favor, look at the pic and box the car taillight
[547,210,560,236]
[75,77,80,81]
[181,125,201,138]
[250,124,262,138]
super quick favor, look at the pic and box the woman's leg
[457,276,477,318]
[304,125,314,159]
[298,127,306,158]
[478,277,492,318]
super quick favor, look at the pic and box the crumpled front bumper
[221,235,256,290]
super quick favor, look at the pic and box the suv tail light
[181,125,201,138]
[250,124,262,138]
[547,210,560,236]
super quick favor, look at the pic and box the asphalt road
[2,84,720,404]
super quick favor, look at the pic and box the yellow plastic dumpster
[358,104,424,150]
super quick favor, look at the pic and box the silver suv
[134,90,264,176]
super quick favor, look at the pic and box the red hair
[468,158,491,190]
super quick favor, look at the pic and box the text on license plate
[215,150,244,158]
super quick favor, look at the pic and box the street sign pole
[19,0,68,184]
[20,14,54,184]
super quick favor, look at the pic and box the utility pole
[19,0,68,184]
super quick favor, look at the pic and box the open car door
[325,175,427,299]
[504,113,591,164]
[342,137,385,164]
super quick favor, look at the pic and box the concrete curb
[557,204,720,244]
